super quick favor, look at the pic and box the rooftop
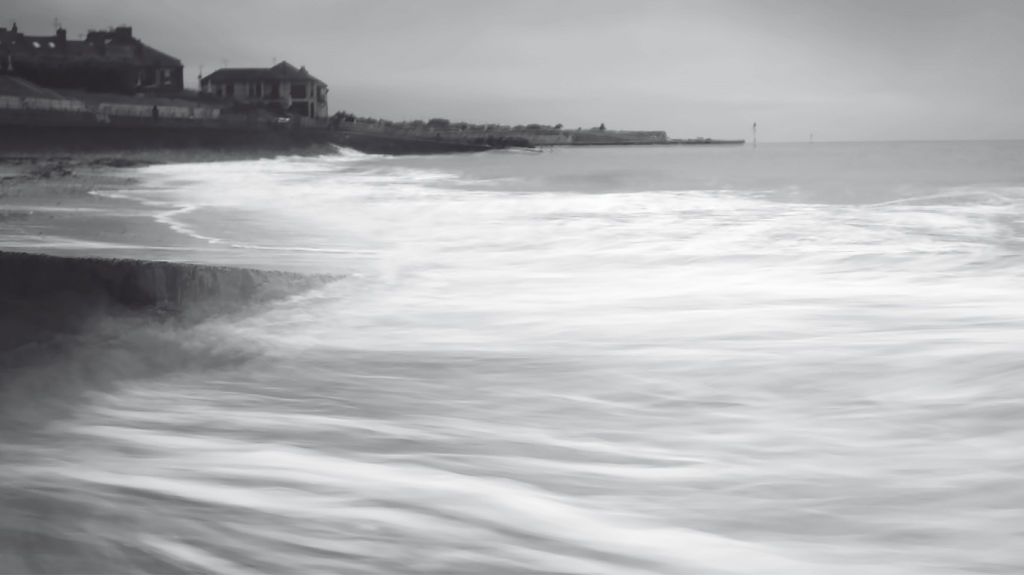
[0,25,181,68]
[202,61,325,85]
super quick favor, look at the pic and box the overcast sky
[7,0,1024,141]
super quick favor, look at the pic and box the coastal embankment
[0,250,334,428]
[0,250,332,352]
[0,117,511,156]
[0,76,504,156]
[0,74,538,156]
[0,123,341,155]
[0,155,337,432]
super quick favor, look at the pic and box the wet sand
[1,155,193,257]
[0,149,333,264]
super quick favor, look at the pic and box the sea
[2,141,1024,573]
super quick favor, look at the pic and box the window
[290,83,307,99]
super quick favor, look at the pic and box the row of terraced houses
[0,23,329,120]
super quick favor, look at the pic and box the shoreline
[0,150,386,276]
[0,153,289,267]
[0,157,337,358]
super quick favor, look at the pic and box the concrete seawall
[0,123,338,154]
[0,123,513,156]
[0,251,333,352]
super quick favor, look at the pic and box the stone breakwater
[0,251,335,352]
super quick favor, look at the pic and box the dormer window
[31,41,40,48]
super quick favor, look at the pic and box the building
[0,24,183,93]
[200,61,328,119]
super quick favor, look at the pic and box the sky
[6,0,1024,142]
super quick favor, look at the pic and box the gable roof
[201,61,325,85]
[135,44,181,67]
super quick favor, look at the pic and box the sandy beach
[0,148,338,265]
[1,155,199,266]
[2,155,192,248]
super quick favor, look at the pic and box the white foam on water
[20,424,827,573]
[136,535,248,575]
[6,143,1024,573]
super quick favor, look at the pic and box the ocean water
[3,141,1024,573]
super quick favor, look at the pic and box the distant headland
[0,23,742,155]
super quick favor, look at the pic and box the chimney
[56,27,66,49]
[113,26,132,41]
